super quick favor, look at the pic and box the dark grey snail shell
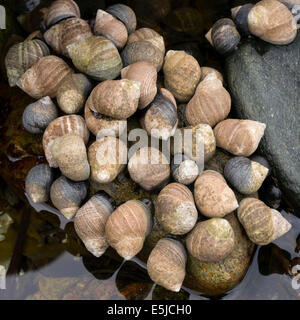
[210,18,241,55]
[106,4,137,34]
[25,164,54,203]
[171,154,199,185]
[232,4,254,36]
[22,96,58,134]
[50,175,88,219]
[250,155,271,176]
[224,156,269,195]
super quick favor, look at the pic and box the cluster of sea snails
[206,0,299,55]
[5,0,293,293]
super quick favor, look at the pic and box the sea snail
[238,198,292,245]
[232,0,297,45]
[147,238,187,292]
[224,156,269,195]
[155,183,198,235]
[74,193,115,257]
[105,200,152,260]
[171,153,199,185]
[186,218,235,262]
[194,170,239,218]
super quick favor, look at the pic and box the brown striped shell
[88,136,127,184]
[67,35,122,81]
[105,200,152,260]
[50,134,90,181]
[194,170,239,218]
[57,73,92,114]
[186,218,235,262]
[186,73,231,127]
[94,9,128,49]
[147,238,186,292]
[74,193,115,257]
[200,67,224,83]
[5,39,50,87]
[214,119,266,157]
[128,147,170,191]
[155,183,198,235]
[238,198,292,245]
[44,17,92,57]
[84,104,127,138]
[106,4,137,34]
[16,55,73,99]
[85,79,141,120]
[127,27,161,43]
[43,115,90,168]
[44,0,80,28]
[160,88,177,108]
[121,61,157,109]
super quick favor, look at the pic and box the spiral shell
[155,183,198,235]
[50,176,87,219]
[231,4,254,36]
[43,115,90,168]
[105,200,152,260]
[84,104,127,138]
[144,91,178,140]
[128,147,170,191]
[194,170,239,218]
[200,67,224,83]
[237,198,292,245]
[186,73,231,127]
[25,164,54,203]
[106,4,137,34]
[74,193,115,257]
[44,0,80,28]
[163,50,201,103]
[206,18,241,55]
[250,155,271,175]
[122,28,165,71]
[224,156,269,195]
[94,9,128,49]
[51,134,90,181]
[67,35,122,81]
[147,238,186,292]
[22,96,58,134]
[5,39,50,87]
[44,17,92,57]
[214,119,266,157]
[121,61,157,109]
[57,73,92,114]
[85,79,140,120]
[186,218,235,262]
[171,153,199,185]
[16,55,73,99]
[88,137,127,184]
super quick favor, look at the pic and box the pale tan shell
[50,134,90,181]
[16,55,73,99]
[67,35,123,81]
[44,0,80,28]
[44,18,92,57]
[74,194,115,257]
[248,0,297,45]
[121,61,157,109]
[186,73,231,127]
[85,79,141,120]
[105,200,152,260]
[147,238,186,292]
[128,147,170,191]
[94,9,128,49]
[43,115,90,168]
[238,198,292,245]
[194,170,239,218]
[84,104,127,138]
[200,67,224,83]
[171,154,199,185]
[186,218,235,262]
[155,183,198,235]
[214,119,266,157]
[163,50,201,103]
[88,137,127,184]
[57,73,92,114]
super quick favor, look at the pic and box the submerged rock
[226,34,300,213]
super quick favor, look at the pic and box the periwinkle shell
[106,4,137,34]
